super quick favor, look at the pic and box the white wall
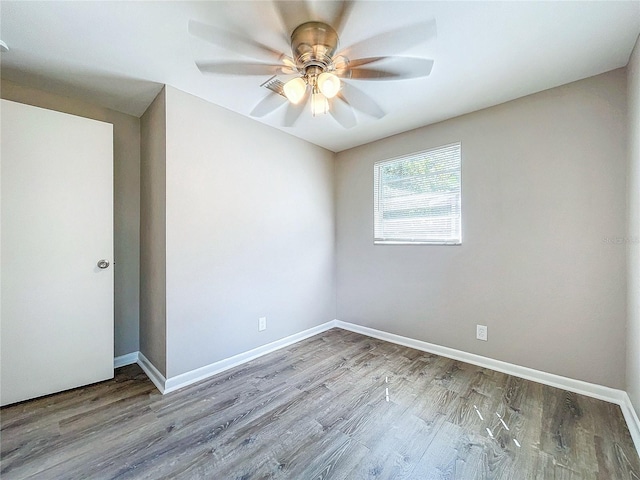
[0,80,141,357]
[627,34,640,415]
[140,88,168,375]
[163,86,336,378]
[336,70,628,389]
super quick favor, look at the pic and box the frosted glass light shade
[317,72,340,98]
[311,91,328,116]
[283,77,307,104]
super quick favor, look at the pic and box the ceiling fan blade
[338,58,434,80]
[338,19,437,59]
[189,20,283,62]
[283,89,310,127]
[250,93,288,117]
[196,61,292,76]
[339,82,385,119]
[342,56,388,68]
[272,0,312,37]
[332,1,354,35]
[329,96,357,129]
[283,102,305,127]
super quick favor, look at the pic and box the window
[374,143,462,245]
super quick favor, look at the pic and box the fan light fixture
[279,21,345,116]
[284,74,339,115]
[284,71,340,113]
[318,72,340,98]
[284,71,339,114]
[283,77,306,104]
[311,90,329,116]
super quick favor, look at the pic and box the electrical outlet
[258,317,267,331]
[476,324,488,341]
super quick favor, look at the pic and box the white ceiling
[1,1,639,152]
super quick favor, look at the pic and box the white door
[1,99,114,406]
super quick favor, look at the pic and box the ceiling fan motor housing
[291,21,339,74]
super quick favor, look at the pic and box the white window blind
[374,143,462,245]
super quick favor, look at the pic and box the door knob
[97,259,110,269]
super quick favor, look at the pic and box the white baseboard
[114,352,139,369]
[163,321,336,393]
[137,351,167,394]
[620,392,640,456]
[333,319,640,456]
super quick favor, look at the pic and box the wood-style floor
[1,328,639,479]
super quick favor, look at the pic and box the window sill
[374,240,462,246]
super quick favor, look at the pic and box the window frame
[373,142,462,246]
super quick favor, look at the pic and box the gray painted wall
[140,88,167,375]
[0,80,141,357]
[627,35,640,416]
[163,86,336,379]
[336,70,628,389]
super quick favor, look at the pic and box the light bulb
[283,77,307,104]
[317,72,340,99]
[311,90,328,116]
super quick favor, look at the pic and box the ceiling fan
[189,1,436,128]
